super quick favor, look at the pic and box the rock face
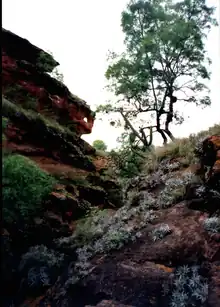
[2,29,220,307]
[2,29,123,307]
[198,135,220,189]
[35,136,219,307]
[186,135,220,213]
[2,28,95,136]
[2,97,96,172]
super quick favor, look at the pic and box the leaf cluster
[2,154,56,223]
[99,0,217,146]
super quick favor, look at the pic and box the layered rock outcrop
[1,29,123,307]
[2,28,95,136]
[1,28,220,307]
[35,136,219,307]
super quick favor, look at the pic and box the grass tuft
[143,124,220,174]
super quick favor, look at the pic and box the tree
[97,0,217,148]
[109,131,152,178]
[92,140,108,151]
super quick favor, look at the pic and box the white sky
[2,0,220,150]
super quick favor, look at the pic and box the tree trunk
[158,129,168,145]
[164,129,175,141]
[156,115,168,145]
[120,110,151,148]
[164,92,176,142]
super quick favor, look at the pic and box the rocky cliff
[2,29,220,307]
[2,29,123,306]
[2,28,95,136]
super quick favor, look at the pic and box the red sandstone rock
[2,28,95,136]
[38,203,220,307]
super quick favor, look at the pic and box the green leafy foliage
[36,51,58,73]
[109,132,153,178]
[97,0,217,147]
[2,154,56,223]
[73,208,110,246]
[92,139,108,151]
[110,148,144,178]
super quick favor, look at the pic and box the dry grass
[143,124,220,174]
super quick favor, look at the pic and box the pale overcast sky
[2,0,220,149]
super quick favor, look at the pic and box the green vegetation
[151,224,172,242]
[170,265,209,307]
[3,85,38,111]
[110,147,145,178]
[2,154,56,223]
[106,123,220,178]
[92,139,108,151]
[73,208,109,245]
[2,97,77,138]
[203,216,220,233]
[97,0,217,149]
[142,123,220,174]
[108,131,153,178]
[37,50,64,82]
[36,51,58,73]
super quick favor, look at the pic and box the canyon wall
[2,28,95,136]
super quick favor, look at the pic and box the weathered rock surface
[2,28,95,136]
[186,135,220,213]
[2,29,124,307]
[2,28,220,307]
[36,204,219,307]
[34,136,220,307]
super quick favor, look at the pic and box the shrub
[203,216,220,233]
[151,224,172,242]
[157,172,195,208]
[170,265,208,307]
[36,51,57,72]
[92,140,107,151]
[19,245,65,271]
[27,266,51,288]
[2,154,56,222]
[142,123,220,175]
[73,209,110,245]
[19,245,65,291]
[56,205,157,279]
[109,147,146,178]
